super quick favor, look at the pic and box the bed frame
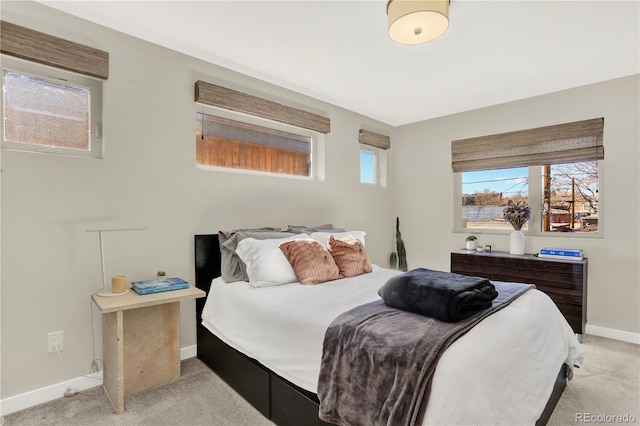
[194,234,566,426]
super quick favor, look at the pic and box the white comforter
[201,265,583,425]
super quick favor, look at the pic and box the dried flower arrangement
[503,202,531,231]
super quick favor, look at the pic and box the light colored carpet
[3,335,638,425]
[3,358,273,426]
[548,334,639,425]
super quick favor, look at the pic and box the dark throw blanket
[317,281,534,426]
[378,268,499,322]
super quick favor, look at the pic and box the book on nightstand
[131,277,190,295]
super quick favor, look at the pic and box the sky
[462,167,528,196]
[360,150,375,183]
[360,156,528,192]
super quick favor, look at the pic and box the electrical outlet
[48,331,64,353]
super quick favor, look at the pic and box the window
[194,80,330,179]
[360,148,377,184]
[359,145,387,187]
[461,167,529,230]
[453,118,604,236]
[196,110,317,178]
[461,162,600,233]
[1,57,103,158]
[542,161,599,233]
[358,129,389,187]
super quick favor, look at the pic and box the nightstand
[91,286,206,413]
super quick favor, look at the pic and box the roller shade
[358,129,390,150]
[451,118,604,172]
[1,20,109,80]
[195,80,330,134]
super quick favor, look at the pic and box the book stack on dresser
[538,248,584,261]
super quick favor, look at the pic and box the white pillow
[235,234,309,287]
[310,230,366,249]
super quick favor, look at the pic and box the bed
[194,232,583,426]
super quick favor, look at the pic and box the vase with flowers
[503,202,530,255]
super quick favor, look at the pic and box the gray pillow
[219,228,296,283]
[287,224,344,233]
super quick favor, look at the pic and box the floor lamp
[87,228,146,297]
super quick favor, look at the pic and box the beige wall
[2,0,639,405]
[0,1,394,398]
[394,74,640,336]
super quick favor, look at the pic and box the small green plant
[465,235,478,250]
[389,217,408,272]
[156,270,166,277]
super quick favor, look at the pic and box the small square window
[1,57,103,158]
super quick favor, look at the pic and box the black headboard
[194,234,221,320]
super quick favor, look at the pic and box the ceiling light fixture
[387,0,450,45]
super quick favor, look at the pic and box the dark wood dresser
[450,250,587,334]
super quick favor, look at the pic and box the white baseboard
[0,372,104,416]
[585,324,640,345]
[180,344,197,359]
[0,346,198,417]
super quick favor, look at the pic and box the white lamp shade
[388,0,449,45]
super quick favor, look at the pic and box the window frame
[454,162,604,238]
[1,55,103,159]
[195,103,325,181]
[359,144,387,188]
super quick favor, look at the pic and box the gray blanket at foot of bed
[377,268,499,322]
[317,281,535,426]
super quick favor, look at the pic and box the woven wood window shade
[195,80,330,134]
[358,129,391,150]
[0,21,109,80]
[451,118,604,172]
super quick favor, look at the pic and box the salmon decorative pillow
[280,238,340,285]
[328,235,372,278]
